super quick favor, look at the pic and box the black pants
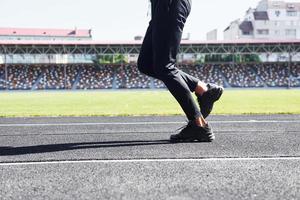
[137,0,201,121]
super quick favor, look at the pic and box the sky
[0,0,299,41]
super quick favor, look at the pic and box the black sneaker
[170,121,215,143]
[197,83,223,119]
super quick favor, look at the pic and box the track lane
[0,115,299,200]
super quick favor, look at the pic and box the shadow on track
[0,140,173,156]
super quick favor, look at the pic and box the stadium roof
[0,39,300,45]
[0,27,91,38]
[1,39,300,55]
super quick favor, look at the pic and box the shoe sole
[170,135,215,143]
[213,86,224,102]
[201,86,224,118]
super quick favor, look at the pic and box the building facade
[224,0,300,40]
[0,27,92,41]
[206,29,218,40]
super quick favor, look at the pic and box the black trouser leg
[137,23,198,92]
[138,0,201,121]
[137,21,158,79]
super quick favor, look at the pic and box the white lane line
[1,122,180,127]
[0,120,300,127]
[0,157,299,166]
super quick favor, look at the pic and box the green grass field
[0,89,299,117]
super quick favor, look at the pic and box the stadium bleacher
[0,63,299,90]
[6,65,42,90]
[222,64,265,88]
[76,65,114,90]
[115,65,152,89]
[0,65,5,89]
